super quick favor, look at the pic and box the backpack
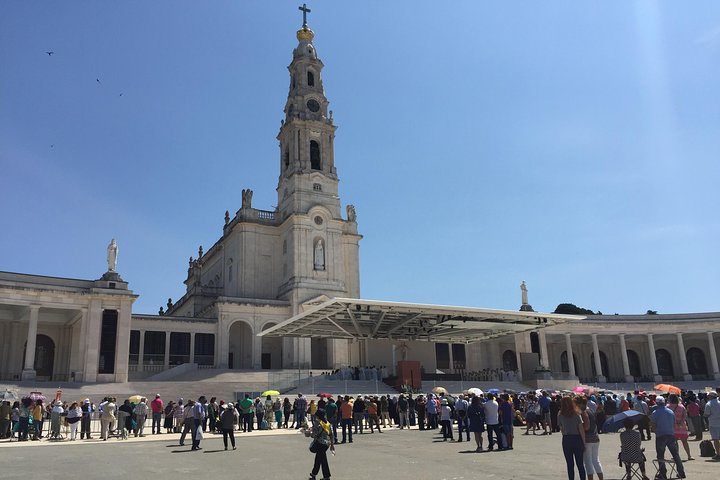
[699,440,716,457]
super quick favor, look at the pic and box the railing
[256,210,275,221]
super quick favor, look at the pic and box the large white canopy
[258,298,584,343]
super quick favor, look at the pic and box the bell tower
[276,7,340,220]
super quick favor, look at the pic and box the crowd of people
[1,386,719,480]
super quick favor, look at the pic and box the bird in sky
[46,51,54,56]
[96,78,101,84]
[119,93,123,97]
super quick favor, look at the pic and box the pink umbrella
[572,387,585,394]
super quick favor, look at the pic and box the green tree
[553,303,596,315]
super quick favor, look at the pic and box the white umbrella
[468,387,483,396]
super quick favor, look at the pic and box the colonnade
[545,331,720,382]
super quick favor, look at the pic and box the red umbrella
[317,393,333,398]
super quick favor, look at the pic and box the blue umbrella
[603,410,644,433]
[487,388,500,394]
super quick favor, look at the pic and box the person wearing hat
[219,402,238,450]
[704,390,720,460]
[439,398,454,441]
[650,396,686,479]
[80,399,93,439]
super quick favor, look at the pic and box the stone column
[164,332,171,369]
[84,300,103,382]
[618,334,633,382]
[538,330,549,370]
[114,301,132,382]
[252,329,262,370]
[591,334,606,382]
[21,305,40,380]
[707,332,720,380]
[448,342,455,373]
[138,330,145,372]
[647,333,662,382]
[189,332,196,364]
[676,333,692,381]
[565,333,576,378]
[76,308,88,380]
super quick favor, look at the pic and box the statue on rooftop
[521,281,529,305]
[241,189,253,209]
[106,239,118,272]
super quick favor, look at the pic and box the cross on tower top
[299,3,311,28]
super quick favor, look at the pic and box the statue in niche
[241,189,253,209]
[346,204,357,222]
[106,238,118,272]
[521,281,529,305]
[313,239,325,271]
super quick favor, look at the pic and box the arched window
[307,71,315,86]
[656,348,674,377]
[627,349,641,378]
[310,140,321,170]
[687,347,708,375]
[502,350,518,372]
[284,148,289,168]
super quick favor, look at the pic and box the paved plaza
[1,425,717,479]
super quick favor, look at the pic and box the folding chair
[619,452,648,480]
[652,458,679,480]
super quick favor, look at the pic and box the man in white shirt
[484,393,505,450]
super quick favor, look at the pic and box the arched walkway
[261,323,283,369]
[656,348,674,378]
[502,349,517,371]
[686,347,708,376]
[23,334,56,379]
[228,321,253,369]
[627,349,641,378]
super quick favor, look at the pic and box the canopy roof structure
[258,298,584,344]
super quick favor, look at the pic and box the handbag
[309,439,318,453]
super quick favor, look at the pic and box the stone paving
[1,425,718,479]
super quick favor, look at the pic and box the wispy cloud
[697,24,720,47]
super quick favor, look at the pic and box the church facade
[1,15,718,385]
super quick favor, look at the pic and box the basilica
[1,13,718,387]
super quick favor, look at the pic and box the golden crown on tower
[297,26,314,42]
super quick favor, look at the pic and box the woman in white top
[66,402,82,440]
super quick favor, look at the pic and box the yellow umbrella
[128,395,143,403]
[261,390,280,397]
[432,386,447,394]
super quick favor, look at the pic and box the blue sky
[1,1,718,315]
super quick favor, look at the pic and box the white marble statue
[313,239,325,271]
[107,239,118,272]
[521,280,528,305]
